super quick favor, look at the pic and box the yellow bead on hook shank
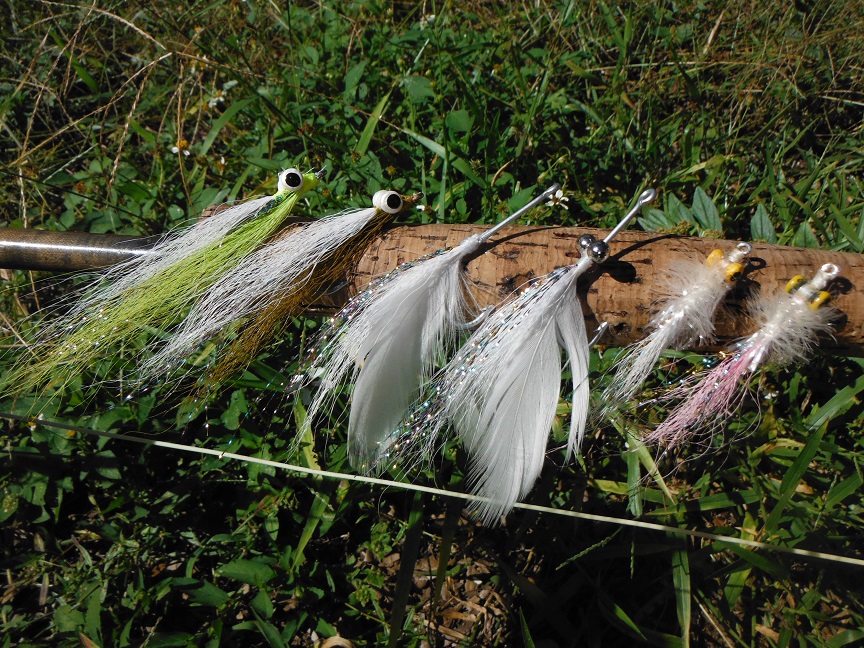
[809,290,832,309]
[785,275,807,294]
[724,262,744,284]
[706,249,724,268]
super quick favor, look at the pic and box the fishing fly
[600,242,752,410]
[644,263,840,449]
[141,189,422,395]
[295,184,562,471]
[377,188,657,525]
[3,168,323,399]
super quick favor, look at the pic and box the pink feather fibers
[645,263,840,449]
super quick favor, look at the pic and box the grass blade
[671,542,691,646]
[764,423,826,535]
[200,98,254,156]
[386,492,425,648]
[354,90,392,157]
[400,128,487,189]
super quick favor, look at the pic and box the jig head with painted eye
[3,166,326,401]
[148,185,428,397]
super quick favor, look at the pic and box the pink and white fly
[645,263,840,449]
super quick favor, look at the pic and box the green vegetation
[1,1,863,645]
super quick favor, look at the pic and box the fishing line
[3,411,861,569]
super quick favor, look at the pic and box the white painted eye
[278,168,304,192]
[373,190,403,214]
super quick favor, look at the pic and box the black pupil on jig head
[285,171,302,188]
[386,193,402,210]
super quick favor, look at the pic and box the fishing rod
[0,228,156,272]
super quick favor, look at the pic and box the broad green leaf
[833,211,863,252]
[253,611,286,648]
[574,100,607,128]
[293,397,320,470]
[717,544,789,581]
[220,559,276,587]
[221,390,248,430]
[792,221,819,248]
[291,487,332,570]
[301,45,319,65]
[354,90,392,157]
[691,187,722,233]
[146,633,194,648]
[84,587,103,644]
[678,490,760,512]
[507,186,537,212]
[344,60,367,97]
[750,204,778,243]
[251,590,275,619]
[54,606,85,633]
[519,609,537,648]
[200,98,253,156]
[402,75,435,103]
[671,545,691,646]
[826,629,864,647]
[172,578,231,607]
[51,30,99,92]
[764,423,826,533]
[723,565,751,608]
[601,594,648,640]
[666,193,696,226]
[401,128,487,188]
[806,362,864,428]
[128,119,155,143]
[639,207,678,232]
[825,474,864,511]
[445,109,472,133]
[625,439,643,517]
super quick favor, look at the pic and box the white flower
[545,189,569,208]
[171,140,191,157]
[207,81,237,109]
[420,13,436,29]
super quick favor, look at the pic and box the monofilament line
[4,412,862,569]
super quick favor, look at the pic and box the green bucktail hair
[3,168,321,402]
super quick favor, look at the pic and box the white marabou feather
[375,188,657,524]
[299,184,572,471]
[390,261,592,525]
[300,234,484,469]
